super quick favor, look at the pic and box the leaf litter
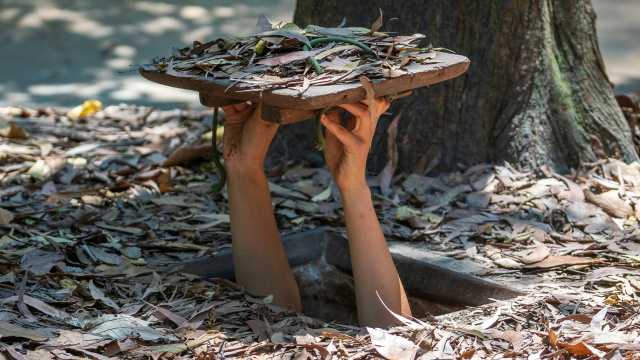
[142,13,443,94]
[1,87,640,359]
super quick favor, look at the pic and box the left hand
[321,97,390,192]
[221,103,278,171]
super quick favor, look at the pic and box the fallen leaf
[89,280,120,310]
[590,307,608,331]
[257,30,312,48]
[583,189,633,218]
[152,331,220,354]
[365,8,383,36]
[494,258,523,269]
[0,123,28,139]
[144,301,187,327]
[255,13,272,33]
[257,48,327,66]
[26,159,51,180]
[552,172,585,202]
[585,267,640,281]
[524,256,600,269]
[498,330,524,349]
[481,308,501,329]
[367,327,418,360]
[0,208,14,225]
[0,321,48,341]
[519,243,550,264]
[378,112,401,197]
[67,99,102,120]
[564,341,605,357]
[21,250,64,275]
[89,314,165,341]
[162,144,212,168]
[311,181,333,202]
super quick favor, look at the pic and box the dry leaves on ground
[0,104,639,359]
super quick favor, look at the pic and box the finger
[361,98,390,118]
[321,115,360,147]
[344,115,357,132]
[337,102,369,118]
[374,97,390,116]
[220,105,238,117]
[232,102,251,113]
[323,112,341,124]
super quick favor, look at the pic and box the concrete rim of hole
[172,228,524,326]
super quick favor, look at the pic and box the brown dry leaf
[359,76,377,139]
[558,314,592,324]
[518,243,550,264]
[563,341,605,357]
[162,144,212,168]
[583,189,633,218]
[0,123,28,139]
[553,172,585,202]
[548,327,559,347]
[0,207,14,225]
[378,112,401,196]
[366,8,383,36]
[523,256,600,269]
[144,301,188,327]
[316,331,363,345]
[367,327,419,360]
[498,330,524,349]
[103,339,139,357]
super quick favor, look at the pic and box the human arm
[321,99,411,327]
[222,103,301,311]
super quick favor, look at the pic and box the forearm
[226,165,300,310]
[340,184,411,327]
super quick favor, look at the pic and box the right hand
[321,98,390,192]
[221,103,278,170]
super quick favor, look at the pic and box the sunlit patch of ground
[0,0,296,109]
[0,0,637,109]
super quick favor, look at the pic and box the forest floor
[0,102,639,360]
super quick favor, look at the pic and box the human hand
[221,103,278,171]
[321,97,390,192]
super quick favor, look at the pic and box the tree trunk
[282,0,637,173]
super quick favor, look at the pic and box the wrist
[338,181,371,199]
[225,161,265,179]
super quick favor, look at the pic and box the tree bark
[283,0,637,173]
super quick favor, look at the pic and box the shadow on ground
[0,0,295,109]
[0,0,638,110]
